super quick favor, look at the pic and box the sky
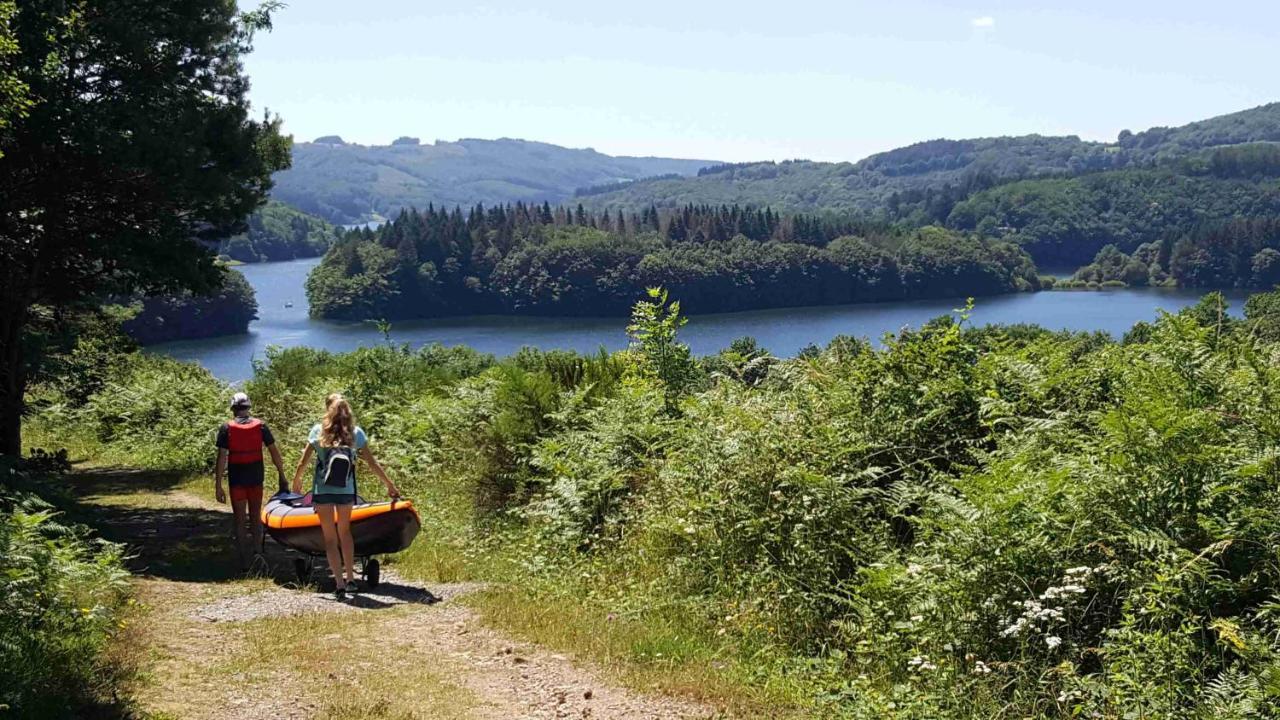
[242,0,1280,163]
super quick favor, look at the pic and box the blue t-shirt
[308,424,367,496]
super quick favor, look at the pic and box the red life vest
[226,418,264,465]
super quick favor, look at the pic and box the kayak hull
[262,494,420,557]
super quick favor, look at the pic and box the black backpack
[321,446,355,488]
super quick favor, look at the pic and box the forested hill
[947,143,1280,268]
[270,137,716,225]
[216,201,340,263]
[579,102,1280,214]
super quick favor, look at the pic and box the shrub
[0,475,131,717]
[77,354,228,470]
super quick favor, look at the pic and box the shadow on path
[59,466,268,583]
[59,466,432,596]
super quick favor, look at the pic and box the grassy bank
[26,288,1280,718]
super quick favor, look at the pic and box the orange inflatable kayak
[262,492,421,557]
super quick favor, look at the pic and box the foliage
[1069,217,1280,289]
[579,138,1122,216]
[1119,102,1280,160]
[948,168,1280,267]
[0,468,131,717]
[626,288,700,413]
[0,0,29,157]
[0,0,291,454]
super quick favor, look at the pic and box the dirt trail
[69,469,718,720]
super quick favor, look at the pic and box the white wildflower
[1045,635,1062,649]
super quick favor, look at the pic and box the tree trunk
[0,307,27,457]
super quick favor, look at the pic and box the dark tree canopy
[0,0,291,453]
[120,268,258,345]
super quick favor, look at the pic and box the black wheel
[294,557,311,584]
[364,558,381,588]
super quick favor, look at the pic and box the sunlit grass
[226,608,476,720]
[466,584,808,718]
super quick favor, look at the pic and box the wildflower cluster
[1000,566,1095,650]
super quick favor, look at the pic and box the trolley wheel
[294,557,312,584]
[364,558,381,588]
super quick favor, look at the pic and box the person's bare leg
[230,497,249,570]
[336,503,356,585]
[316,504,344,589]
[247,492,264,555]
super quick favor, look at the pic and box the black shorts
[312,494,356,506]
[227,461,264,487]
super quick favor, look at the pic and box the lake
[150,258,1248,381]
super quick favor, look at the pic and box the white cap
[230,392,251,409]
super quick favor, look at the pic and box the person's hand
[291,477,303,495]
[386,482,400,499]
[277,471,288,495]
[215,484,226,504]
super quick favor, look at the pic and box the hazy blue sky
[242,1,1279,163]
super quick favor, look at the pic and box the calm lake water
[150,257,1248,381]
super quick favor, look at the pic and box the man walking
[214,392,288,571]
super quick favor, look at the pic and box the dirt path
[67,468,718,720]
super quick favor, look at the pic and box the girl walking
[291,393,399,598]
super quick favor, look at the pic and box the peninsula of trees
[306,203,1039,320]
[119,269,258,346]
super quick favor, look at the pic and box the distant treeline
[306,202,1039,320]
[574,174,682,197]
[1072,216,1280,289]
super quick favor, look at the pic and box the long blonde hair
[320,393,356,448]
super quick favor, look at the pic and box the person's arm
[291,443,313,495]
[214,449,228,504]
[358,446,400,498]
[267,443,288,493]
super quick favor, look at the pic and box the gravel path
[183,579,715,719]
[190,571,483,622]
[393,602,714,720]
[73,469,720,720]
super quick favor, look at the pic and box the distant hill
[270,138,716,225]
[579,103,1280,215]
